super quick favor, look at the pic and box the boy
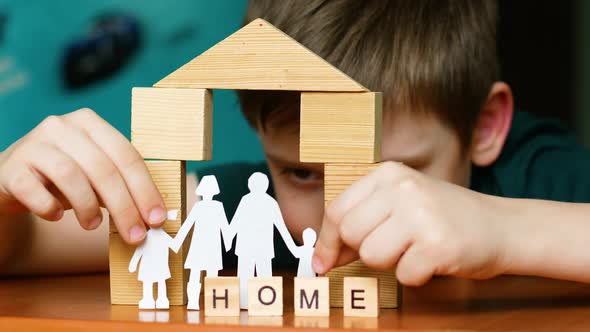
[1,0,590,287]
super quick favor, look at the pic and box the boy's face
[259,109,471,244]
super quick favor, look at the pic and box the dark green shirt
[471,111,590,201]
[195,111,590,268]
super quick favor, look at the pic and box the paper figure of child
[173,175,231,310]
[128,210,180,310]
[225,172,298,309]
[293,228,317,278]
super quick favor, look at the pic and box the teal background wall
[0,0,264,173]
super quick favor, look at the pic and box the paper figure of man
[293,227,317,278]
[173,175,231,310]
[129,225,180,310]
[225,172,298,309]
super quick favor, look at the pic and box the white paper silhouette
[173,175,231,310]
[294,228,317,277]
[225,172,298,309]
[128,220,180,309]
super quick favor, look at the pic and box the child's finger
[38,116,146,243]
[328,162,405,221]
[28,143,102,230]
[333,245,359,268]
[395,244,436,286]
[4,166,63,221]
[339,188,394,251]
[358,216,412,271]
[64,109,166,227]
[312,214,344,275]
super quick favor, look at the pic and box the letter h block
[204,277,240,316]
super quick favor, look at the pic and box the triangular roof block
[154,19,367,92]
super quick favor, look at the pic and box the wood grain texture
[300,92,382,163]
[110,160,186,233]
[109,232,188,305]
[131,87,212,161]
[324,163,381,203]
[204,277,240,316]
[294,277,330,317]
[326,260,399,309]
[153,19,367,92]
[343,277,379,317]
[248,277,284,316]
[5,273,590,330]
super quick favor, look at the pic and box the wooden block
[327,260,399,309]
[131,87,212,161]
[300,92,382,163]
[294,277,330,317]
[204,277,240,316]
[109,232,187,305]
[110,160,186,233]
[153,19,367,92]
[324,163,381,203]
[343,277,379,317]
[248,277,283,316]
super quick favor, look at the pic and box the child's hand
[313,162,507,286]
[0,109,167,244]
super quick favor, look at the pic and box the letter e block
[131,87,212,161]
[248,277,283,316]
[294,277,329,317]
[343,277,378,317]
[204,277,240,316]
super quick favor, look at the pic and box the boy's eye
[281,167,322,185]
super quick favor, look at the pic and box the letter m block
[294,277,330,317]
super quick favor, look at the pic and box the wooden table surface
[2,273,590,331]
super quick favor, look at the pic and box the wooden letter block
[300,92,382,163]
[110,160,186,233]
[248,277,283,316]
[326,260,400,309]
[109,233,187,305]
[204,277,240,316]
[131,87,212,161]
[294,277,329,317]
[343,277,379,317]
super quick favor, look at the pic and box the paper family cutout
[128,172,317,310]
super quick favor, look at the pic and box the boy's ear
[470,82,514,167]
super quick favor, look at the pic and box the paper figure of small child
[128,210,180,310]
[293,227,317,278]
[225,172,299,309]
[173,175,231,310]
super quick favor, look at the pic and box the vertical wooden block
[343,277,379,317]
[248,277,283,316]
[324,163,381,203]
[131,87,212,161]
[204,277,240,316]
[109,160,186,233]
[109,232,187,305]
[300,92,382,163]
[324,162,400,309]
[294,277,330,317]
[327,260,399,309]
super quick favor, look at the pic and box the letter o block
[248,277,283,316]
[294,277,330,317]
[204,277,240,316]
[343,277,379,317]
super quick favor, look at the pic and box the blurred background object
[0,0,589,172]
[0,0,258,174]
